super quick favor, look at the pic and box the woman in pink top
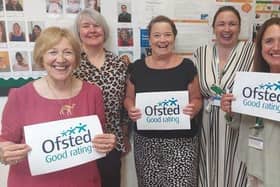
[0,27,116,187]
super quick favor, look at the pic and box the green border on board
[0,78,35,96]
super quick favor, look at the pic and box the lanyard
[254,117,264,129]
[213,45,221,84]
[213,44,237,85]
[250,117,264,129]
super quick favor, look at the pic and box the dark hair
[254,17,280,72]
[15,52,23,60]
[212,6,241,28]
[92,0,98,10]
[33,25,41,31]
[29,25,42,42]
[147,15,177,38]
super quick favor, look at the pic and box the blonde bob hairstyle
[33,26,81,68]
[74,8,110,42]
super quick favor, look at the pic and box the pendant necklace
[45,77,76,117]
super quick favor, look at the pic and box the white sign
[24,115,105,176]
[232,72,280,122]
[136,91,190,130]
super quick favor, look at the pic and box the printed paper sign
[136,91,190,130]
[232,72,280,122]
[24,115,105,176]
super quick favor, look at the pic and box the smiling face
[87,0,96,8]
[13,23,21,34]
[213,10,240,48]
[120,29,128,40]
[149,22,175,57]
[121,5,127,13]
[16,53,23,63]
[42,37,76,82]
[261,24,280,72]
[33,26,41,36]
[79,16,105,48]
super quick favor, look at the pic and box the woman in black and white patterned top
[193,6,255,187]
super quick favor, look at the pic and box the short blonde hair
[33,26,81,68]
[73,8,109,42]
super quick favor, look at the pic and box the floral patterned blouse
[74,49,129,151]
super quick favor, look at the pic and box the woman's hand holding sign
[186,76,203,119]
[183,103,197,119]
[0,141,31,165]
[127,107,141,122]
[221,93,235,113]
[92,134,116,153]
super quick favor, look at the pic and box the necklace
[45,77,76,117]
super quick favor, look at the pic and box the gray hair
[73,8,109,42]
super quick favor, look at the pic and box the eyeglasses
[46,49,75,58]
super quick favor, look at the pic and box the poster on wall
[255,0,280,23]
[0,0,83,95]
[253,0,280,41]
[139,28,151,58]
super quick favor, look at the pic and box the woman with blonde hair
[0,27,116,187]
[9,22,25,42]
